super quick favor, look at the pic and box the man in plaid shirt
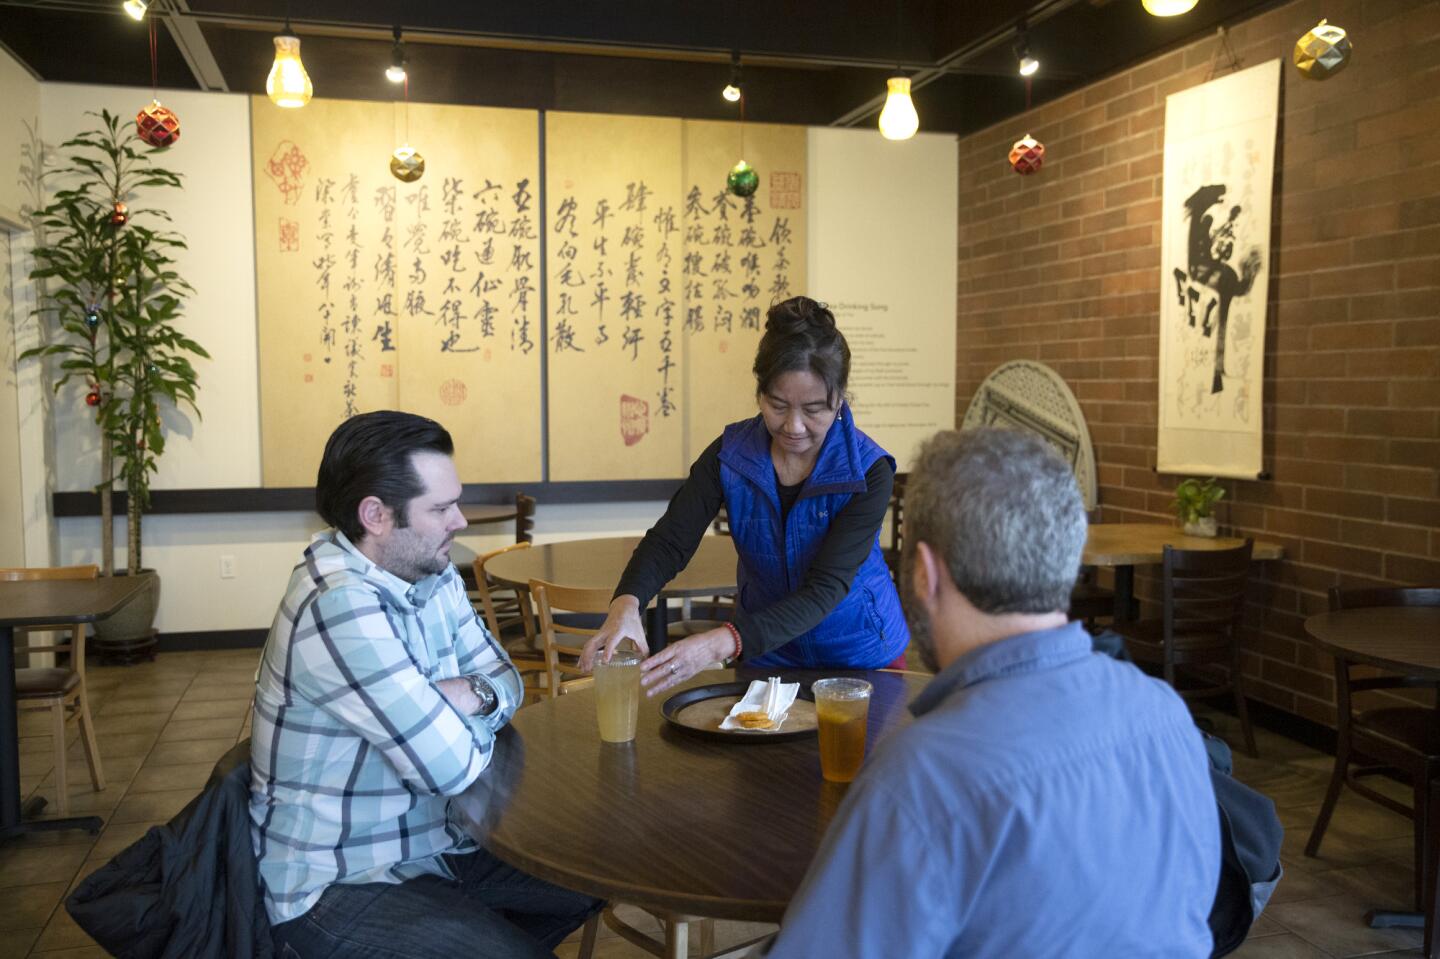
[251,411,597,957]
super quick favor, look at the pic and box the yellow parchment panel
[679,120,807,459]
[252,96,542,485]
[544,112,685,481]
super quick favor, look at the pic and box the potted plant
[1172,477,1225,538]
[23,110,206,659]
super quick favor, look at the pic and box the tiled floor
[1,648,1431,958]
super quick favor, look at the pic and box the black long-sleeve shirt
[614,437,894,658]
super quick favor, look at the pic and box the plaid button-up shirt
[249,530,523,925]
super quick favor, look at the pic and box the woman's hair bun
[764,296,836,336]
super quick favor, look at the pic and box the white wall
[0,48,40,225]
[40,83,261,491]
[806,128,958,470]
[0,230,23,568]
[0,48,42,568]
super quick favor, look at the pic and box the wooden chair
[530,580,614,699]
[473,544,547,703]
[1,565,105,814]
[514,492,536,545]
[1112,541,1257,757]
[1306,586,1440,912]
[882,472,908,582]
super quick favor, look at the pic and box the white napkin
[719,677,800,731]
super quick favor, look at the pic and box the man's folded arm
[289,586,493,796]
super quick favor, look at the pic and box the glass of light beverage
[594,648,642,743]
[812,678,872,783]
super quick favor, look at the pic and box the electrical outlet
[219,554,237,579]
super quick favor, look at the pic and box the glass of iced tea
[594,648,642,743]
[812,678,872,783]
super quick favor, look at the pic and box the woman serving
[579,296,908,696]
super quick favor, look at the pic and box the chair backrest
[473,543,535,641]
[1161,540,1254,647]
[515,493,536,545]
[1329,586,1440,612]
[557,676,595,696]
[0,564,99,582]
[530,579,615,698]
[883,472,908,578]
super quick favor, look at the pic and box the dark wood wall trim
[53,479,684,517]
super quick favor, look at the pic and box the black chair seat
[1354,706,1440,756]
[16,667,80,698]
[1115,618,1233,655]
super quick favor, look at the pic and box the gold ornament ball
[1294,19,1352,79]
[390,145,426,183]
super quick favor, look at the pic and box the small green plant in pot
[1172,477,1224,537]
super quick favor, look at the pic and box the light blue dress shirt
[769,621,1221,958]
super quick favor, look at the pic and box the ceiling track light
[722,50,742,103]
[1014,22,1039,77]
[123,0,147,20]
[387,25,408,84]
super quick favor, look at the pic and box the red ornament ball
[136,100,181,148]
[110,202,129,226]
[1009,134,1045,175]
[85,391,101,407]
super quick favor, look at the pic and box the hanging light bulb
[878,75,919,141]
[722,51,742,102]
[266,23,313,109]
[386,25,408,84]
[1017,50,1039,76]
[1141,0,1198,16]
[123,0,147,20]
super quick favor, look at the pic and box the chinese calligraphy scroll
[544,112,807,481]
[252,96,542,485]
[1156,60,1278,479]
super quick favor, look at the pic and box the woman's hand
[640,628,735,697]
[579,595,649,673]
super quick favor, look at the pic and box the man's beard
[899,552,940,674]
[379,528,451,583]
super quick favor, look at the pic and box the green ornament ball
[727,160,759,198]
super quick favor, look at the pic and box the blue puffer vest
[717,405,909,669]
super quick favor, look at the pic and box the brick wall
[955,0,1440,727]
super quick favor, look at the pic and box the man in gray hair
[768,428,1220,958]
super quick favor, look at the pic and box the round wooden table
[1304,608,1440,678]
[1305,606,1440,945]
[1082,523,1285,621]
[485,536,739,645]
[456,668,928,922]
[460,503,519,526]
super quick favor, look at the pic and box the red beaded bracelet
[722,621,743,662]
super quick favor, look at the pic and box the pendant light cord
[149,14,158,95]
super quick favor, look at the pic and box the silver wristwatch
[465,674,498,716]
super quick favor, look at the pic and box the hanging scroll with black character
[1156,59,1279,480]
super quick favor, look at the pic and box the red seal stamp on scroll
[770,171,801,209]
[620,394,649,446]
[439,379,467,407]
